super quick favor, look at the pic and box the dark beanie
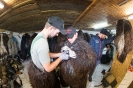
[100,29,108,36]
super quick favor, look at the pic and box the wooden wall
[129,20,133,26]
[110,50,133,88]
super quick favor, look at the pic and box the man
[56,27,96,87]
[28,16,75,88]
[66,27,78,44]
[90,29,115,65]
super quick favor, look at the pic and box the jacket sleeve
[105,36,115,44]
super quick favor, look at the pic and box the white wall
[82,30,99,35]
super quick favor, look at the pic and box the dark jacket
[90,34,115,60]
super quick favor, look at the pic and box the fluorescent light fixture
[93,22,111,29]
[128,15,133,20]
[3,0,9,3]
[126,9,133,15]
[0,2,4,9]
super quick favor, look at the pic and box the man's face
[48,27,60,38]
[101,33,107,39]
[68,32,78,44]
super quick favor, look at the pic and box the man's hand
[61,46,76,58]
[60,50,69,60]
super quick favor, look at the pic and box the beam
[73,0,101,25]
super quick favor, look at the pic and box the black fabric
[21,33,30,60]
[100,29,108,36]
[100,44,114,64]
[48,16,66,35]
[100,55,111,64]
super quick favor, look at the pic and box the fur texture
[55,38,97,88]
[114,19,133,63]
[28,61,60,88]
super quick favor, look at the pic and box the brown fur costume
[55,38,97,88]
[114,19,133,63]
[28,61,60,88]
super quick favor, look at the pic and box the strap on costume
[30,36,43,54]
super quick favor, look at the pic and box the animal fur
[55,38,97,88]
[28,61,60,88]
[0,34,8,57]
[84,33,90,43]
[114,19,133,63]
[2,33,9,54]
[78,30,91,42]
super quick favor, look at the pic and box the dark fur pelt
[3,33,9,54]
[57,33,67,44]
[84,33,91,43]
[78,30,84,39]
[28,61,60,88]
[48,36,58,52]
[78,30,90,42]
[29,33,37,45]
[114,19,133,63]
[29,33,37,56]
[21,33,30,60]
[55,38,97,88]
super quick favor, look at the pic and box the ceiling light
[128,15,133,20]
[126,9,133,15]
[93,22,111,29]
[3,0,9,3]
[0,2,4,9]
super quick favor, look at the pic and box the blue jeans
[96,59,100,66]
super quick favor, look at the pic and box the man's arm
[42,57,62,72]
[105,36,115,44]
[43,51,69,72]
[49,52,61,58]
[36,40,62,72]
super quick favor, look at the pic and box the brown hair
[45,22,52,29]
